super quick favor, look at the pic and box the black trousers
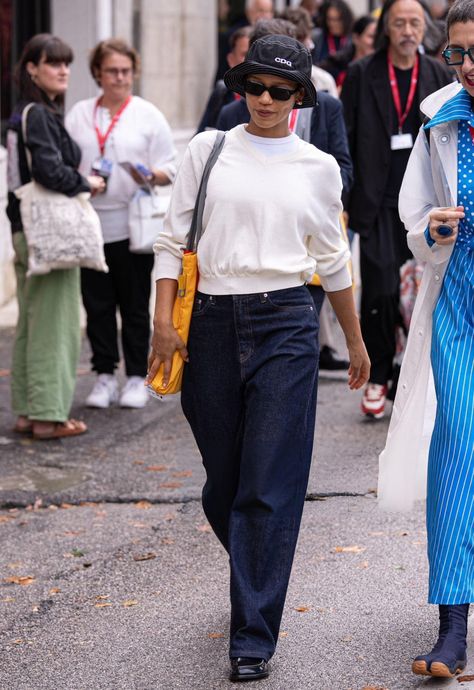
[81,239,154,377]
[359,206,412,386]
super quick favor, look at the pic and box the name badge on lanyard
[391,133,414,150]
[388,53,418,151]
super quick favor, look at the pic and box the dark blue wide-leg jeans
[181,286,319,661]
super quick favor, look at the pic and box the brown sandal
[32,419,87,440]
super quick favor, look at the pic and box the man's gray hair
[447,0,474,35]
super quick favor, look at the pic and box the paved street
[0,324,472,690]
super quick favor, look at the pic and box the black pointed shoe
[229,657,269,682]
[412,604,469,678]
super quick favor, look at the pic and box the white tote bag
[15,103,108,277]
[128,187,170,254]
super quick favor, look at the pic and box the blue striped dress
[425,90,474,604]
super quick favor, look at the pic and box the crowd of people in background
[5,0,460,428]
[5,0,474,684]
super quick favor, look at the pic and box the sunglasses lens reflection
[443,47,474,65]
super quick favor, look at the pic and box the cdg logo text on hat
[275,57,292,67]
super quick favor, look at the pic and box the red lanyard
[388,54,419,133]
[327,34,346,55]
[94,95,132,156]
[288,109,299,133]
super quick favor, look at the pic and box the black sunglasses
[442,46,474,66]
[243,79,300,101]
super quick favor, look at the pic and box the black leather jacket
[6,99,90,232]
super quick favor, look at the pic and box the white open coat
[378,82,462,511]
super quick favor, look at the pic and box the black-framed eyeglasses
[442,46,474,66]
[243,79,299,101]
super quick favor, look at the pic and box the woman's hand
[146,321,188,389]
[428,206,464,245]
[346,337,371,390]
[87,175,106,195]
[325,286,371,390]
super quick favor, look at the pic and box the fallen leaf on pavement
[208,632,224,639]
[172,470,193,478]
[129,521,148,529]
[122,600,138,607]
[133,552,156,562]
[4,576,35,586]
[60,503,74,509]
[12,639,23,645]
[334,545,366,554]
[279,631,288,638]
[94,603,112,608]
[196,524,212,533]
[458,676,474,682]
[159,482,182,489]
[294,606,311,612]
[1,597,15,603]
[161,538,175,545]
[96,595,110,600]
[63,530,85,536]
[146,465,168,472]
[49,588,61,595]
[135,501,152,510]
[133,460,145,466]
[0,516,14,524]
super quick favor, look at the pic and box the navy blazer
[216,92,353,206]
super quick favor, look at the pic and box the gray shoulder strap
[186,131,226,251]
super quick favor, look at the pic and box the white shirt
[154,125,351,295]
[66,95,177,243]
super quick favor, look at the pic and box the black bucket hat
[224,34,317,109]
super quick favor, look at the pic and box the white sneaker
[86,374,119,408]
[119,376,148,409]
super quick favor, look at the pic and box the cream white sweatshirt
[154,125,351,295]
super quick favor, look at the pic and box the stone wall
[139,0,216,130]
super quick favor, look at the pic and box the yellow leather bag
[309,213,352,286]
[147,132,226,397]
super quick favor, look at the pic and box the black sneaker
[319,345,349,371]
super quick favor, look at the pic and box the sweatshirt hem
[197,274,304,295]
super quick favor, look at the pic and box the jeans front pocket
[264,287,315,313]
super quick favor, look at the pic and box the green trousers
[11,232,81,422]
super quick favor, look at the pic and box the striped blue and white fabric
[425,94,474,604]
[425,88,474,130]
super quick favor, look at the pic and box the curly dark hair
[319,0,354,36]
